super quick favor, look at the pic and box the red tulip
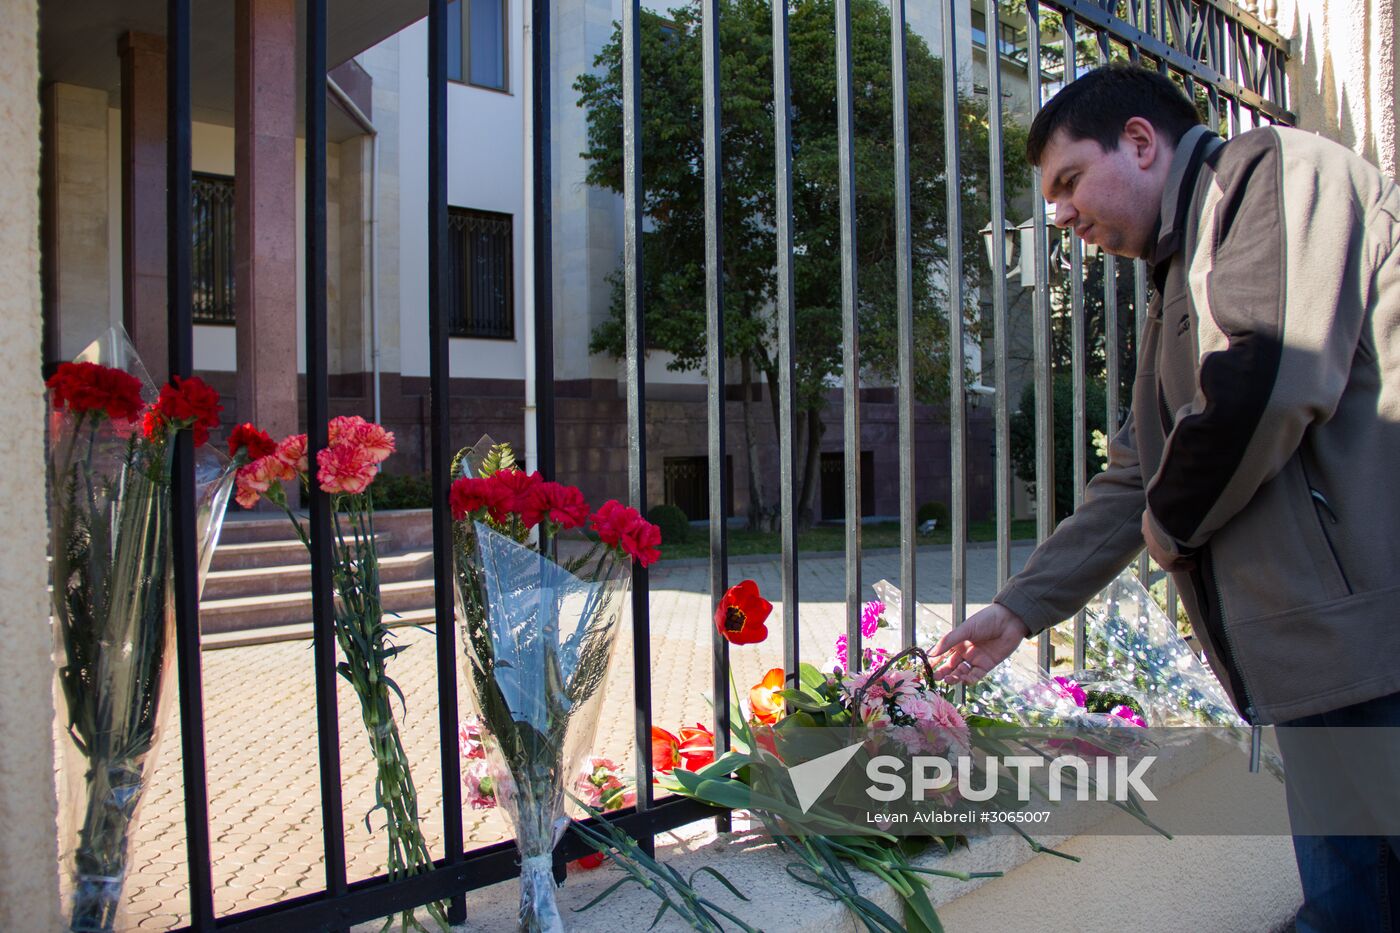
[650,725,681,774]
[677,723,715,771]
[714,579,773,645]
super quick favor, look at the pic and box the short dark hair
[1026,64,1202,165]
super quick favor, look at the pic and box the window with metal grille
[448,207,514,339]
[191,172,235,325]
[663,455,734,521]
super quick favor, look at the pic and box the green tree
[1009,372,1106,521]
[576,0,1030,530]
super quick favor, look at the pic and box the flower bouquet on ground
[232,416,446,931]
[634,583,1168,933]
[48,328,233,933]
[450,438,660,932]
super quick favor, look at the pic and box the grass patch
[656,519,1038,561]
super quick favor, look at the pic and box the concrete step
[209,533,395,572]
[217,508,434,548]
[201,608,441,650]
[198,577,438,634]
[201,550,433,601]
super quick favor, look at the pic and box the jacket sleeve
[994,416,1147,637]
[1143,130,1367,559]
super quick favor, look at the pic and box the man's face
[1038,122,1170,259]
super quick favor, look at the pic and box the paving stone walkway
[119,543,1032,929]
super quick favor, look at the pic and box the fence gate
[154,0,1292,926]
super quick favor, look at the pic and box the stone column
[41,83,110,363]
[235,0,299,439]
[0,0,62,928]
[119,32,168,385]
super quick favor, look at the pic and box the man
[930,64,1400,931]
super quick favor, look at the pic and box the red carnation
[228,422,277,461]
[45,362,145,422]
[589,500,637,548]
[618,513,662,568]
[488,468,544,525]
[450,476,493,521]
[523,481,591,530]
[150,375,223,447]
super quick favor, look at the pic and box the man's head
[1027,65,1203,259]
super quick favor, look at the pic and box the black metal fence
[159,0,1292,927]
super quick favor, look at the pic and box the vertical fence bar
[702,0,732,783]
[943,0,967,639]
[773,0,801,675]
[988,0,1011,592]
[892,0,917,648]
[1026,0,1055,671]
[167,0,216,926]
[835,0,863,663]
[532,0,555,481]
[1064,11,1089,673]
[1134,256,1150,584]
[426,0,466,922]
[622,0,657,846]
[1097,30,1121,442]
[304,0,350,919]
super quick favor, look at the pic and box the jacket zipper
[1299,459,1353,594]
[1193,549,1260,764]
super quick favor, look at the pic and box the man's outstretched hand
[930,602,1031,685]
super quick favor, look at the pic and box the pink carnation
[459,716,488,760]
[275,433,309,474]
[861,600,885,638]
[1052,676,1088,707]
[316,443,378,495]
[463,758,496,810]
[234,454,294,509]
[329,415,396,463]
[1111,705,1147,728]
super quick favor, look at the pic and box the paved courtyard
[119,543,1032,930]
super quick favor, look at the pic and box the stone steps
[199,577,439,634]
[202,550,434,600]
[200,508,438,636]
[201,607,440,650]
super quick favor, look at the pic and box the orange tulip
[749,668,787,725]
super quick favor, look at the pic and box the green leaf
[798,662,829,692]
[687,865,750,902]
[572,876,642,913]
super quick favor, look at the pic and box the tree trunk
[796,407,824,532]
[740,354,776,532]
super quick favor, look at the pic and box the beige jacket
[995,124,1400,724]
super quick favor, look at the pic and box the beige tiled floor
[114,544,1031,929]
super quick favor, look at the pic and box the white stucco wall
[1281,0,1399,175]
[0,0,62,927]
[393,18,528,381]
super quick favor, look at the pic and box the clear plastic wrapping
[50,327,233,933]
[456,522,629,931]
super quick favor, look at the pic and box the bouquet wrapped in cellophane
[450,438,660,933]
[231,414,447,931]
[47,327,232,933]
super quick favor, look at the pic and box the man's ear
[1122,116,1160,169]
